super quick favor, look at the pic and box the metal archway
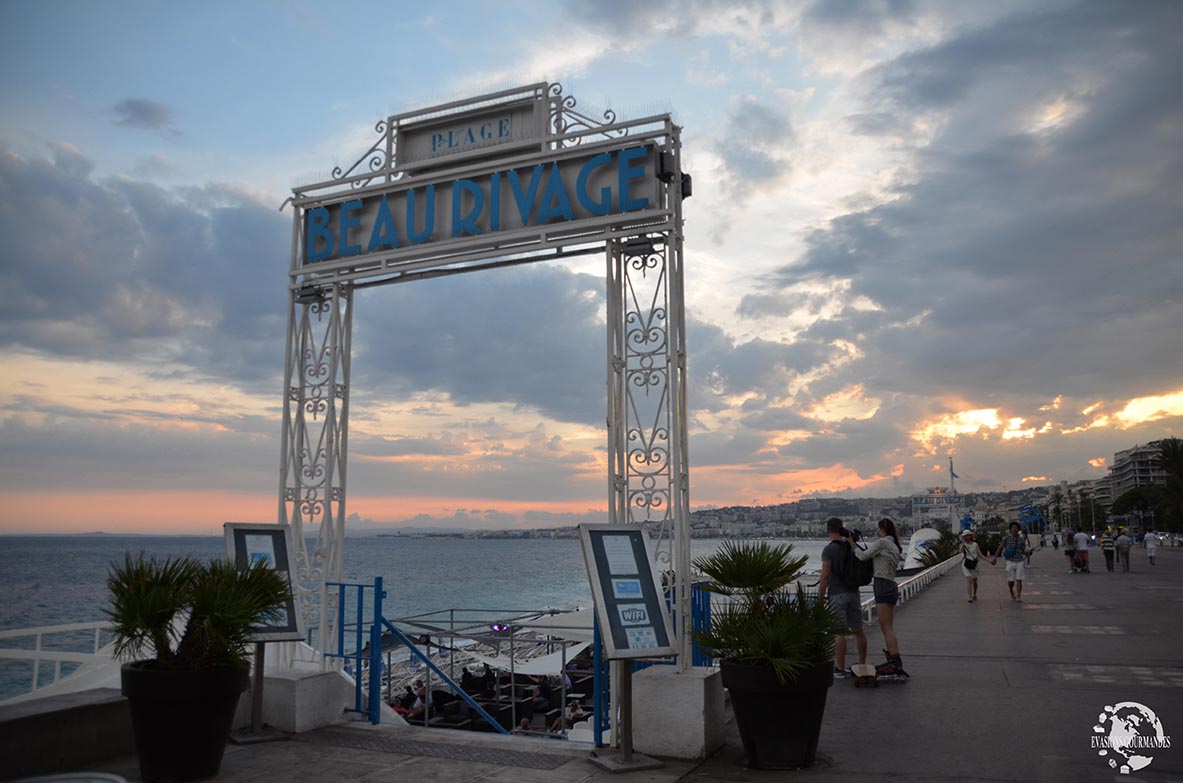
[277,83,692,669]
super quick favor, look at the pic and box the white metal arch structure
[279,83,693,668]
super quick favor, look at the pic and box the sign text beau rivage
[303,98,660,265]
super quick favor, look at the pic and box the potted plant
[107,553,290,782]
[692,540,848,769]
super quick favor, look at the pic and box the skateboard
[851,663,878,688]
[851,662,910,687]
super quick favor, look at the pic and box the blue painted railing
[326,577,510,733]
[325,576,713,740]
[324,578,384,724]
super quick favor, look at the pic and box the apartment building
[1107,441,1167,499]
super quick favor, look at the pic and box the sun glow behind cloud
[912,386,1183,454]
[806,384,880,422]
[1002,417,1037,440]
[911,409,1002,453]
[1114,389,1183,427]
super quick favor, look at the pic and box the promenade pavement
[85,545,1182,783]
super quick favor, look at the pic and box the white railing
[0,621,113,698]
[859,555,960,624]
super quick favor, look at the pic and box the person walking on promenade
[819,517,866,677]
[849,518,904,674]
[996,522,1029,601]
[1145,530,1160,565]
[958,529,995,602]
[1100,529,1116,572]
[1116,529,1133,571]
[1063,531,1077,574]
[1073,528,1091,573]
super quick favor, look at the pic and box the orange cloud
[692,463,887,507]
[1,490,276,534]
[1113,388,1183,427]
[1002,417,1036,440]
[1088,457,1107,468]
[0,490,613,535]
[911,409,1001,453]
[806,384,880,422]
[1021,475,1050,482]
[1038,395,1063,412]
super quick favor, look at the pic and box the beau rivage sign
[299,94,665,267]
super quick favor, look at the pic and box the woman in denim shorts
[850,518,904,670]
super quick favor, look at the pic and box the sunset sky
[1,1,1180,534]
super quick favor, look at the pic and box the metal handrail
[0,621,113,696]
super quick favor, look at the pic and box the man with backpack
[818,517,867,678]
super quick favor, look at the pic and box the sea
[0,534,830,701]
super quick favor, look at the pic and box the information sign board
[579,524,676,660]
[224,523,304,643]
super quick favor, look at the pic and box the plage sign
[396,99,543,168]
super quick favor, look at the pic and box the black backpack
[832,541,874,587]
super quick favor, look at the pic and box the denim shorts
[874,577,899,606]
[829,592,863,630]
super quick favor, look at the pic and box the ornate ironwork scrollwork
[548,82,628,148]
[617,238,673,531]
[331,119,390,188]
[281,284,353,660]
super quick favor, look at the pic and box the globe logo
[1091,702,1172,774]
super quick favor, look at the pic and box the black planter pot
[121,661,250,782]
[720,659,834,769]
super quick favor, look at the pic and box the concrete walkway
[86,546,1182,783]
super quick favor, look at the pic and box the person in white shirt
[958,529,995,602]
[1072,529,1091,573]
[1145,530,1159,565]
[1116,529,1133,571]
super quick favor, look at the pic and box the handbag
[963,552,979,570]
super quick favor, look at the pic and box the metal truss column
[606,223,691,669]
[277,282,354,663]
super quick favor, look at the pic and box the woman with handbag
[958,530,995,602]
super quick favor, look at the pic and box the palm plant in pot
[692,540,849,769]
[107,552,290,782]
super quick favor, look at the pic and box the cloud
[132,153,179,178]
[112,98,181,136]
[0,145,289,389]
[772,0,1183,407]
[714,95,794,198]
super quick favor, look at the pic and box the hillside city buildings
[381,439,1173,541]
